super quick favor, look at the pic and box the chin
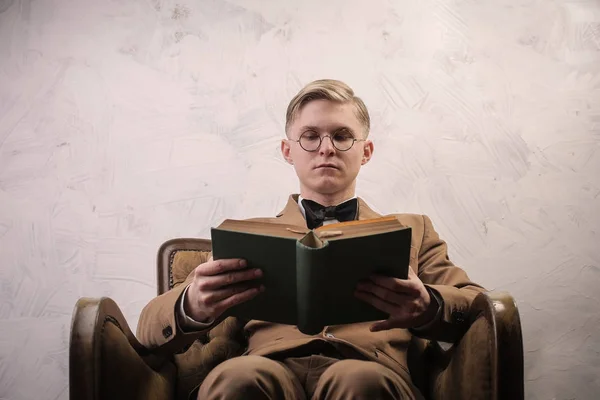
[309,179,346,195]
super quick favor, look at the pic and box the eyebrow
[299,125,356,135]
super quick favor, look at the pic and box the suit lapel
[357,198,409,228]
[357,197,382,220]
[274,194,307,227]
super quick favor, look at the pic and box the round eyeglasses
[291,131,365,152]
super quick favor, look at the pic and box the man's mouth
[315,163,338,169]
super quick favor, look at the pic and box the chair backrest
[157,238,213,295]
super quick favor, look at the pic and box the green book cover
[210,217,412,334]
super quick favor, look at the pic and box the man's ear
[281,139,294,165]
[361,140,374,165]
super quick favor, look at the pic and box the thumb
[407,266,418,280]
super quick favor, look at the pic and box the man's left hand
[355,267,438,332]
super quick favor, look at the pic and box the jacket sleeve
[136,251,216,356]
[410,215,486,343]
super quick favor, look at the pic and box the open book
[210,217,412,334]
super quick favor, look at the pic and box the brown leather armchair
[69,238,524,400]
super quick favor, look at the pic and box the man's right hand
[183,257,264,323]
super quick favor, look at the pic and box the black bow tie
[301,198,358,229]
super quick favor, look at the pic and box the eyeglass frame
[289,130,367,152]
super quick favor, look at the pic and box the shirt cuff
[177,284,215,331]
[410,285,443,333]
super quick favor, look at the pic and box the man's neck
[299,186,356,206]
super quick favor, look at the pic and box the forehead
[292,100,362,132]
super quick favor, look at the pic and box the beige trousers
[196,354,422,400]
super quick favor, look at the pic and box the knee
[201,355,273,387]
[198,356,296,399]
[321,360,385,386]
[317,360,407,399]
[212,355,273,378]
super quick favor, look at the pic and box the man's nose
[319,135,336,154]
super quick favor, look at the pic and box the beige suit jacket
[137,195,485,382]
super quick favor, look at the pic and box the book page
[215,216,406,241]
[315,216,405,240]
[215,219,309,239]
[298,231,324,249]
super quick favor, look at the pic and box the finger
[198,268,263,290]
[356,281,413,305]
[201,282,261,305]
[357,284,423,318]
[196,258,249,276]
[371,317,414,332]
[216,285,265,313]
[368,274,421,296]
[354,289,396,315]
[370,319,393,332]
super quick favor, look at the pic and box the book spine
[295,239,330,335]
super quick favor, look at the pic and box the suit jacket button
[162,325,173,338]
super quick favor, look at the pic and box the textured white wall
[1,0,599,398]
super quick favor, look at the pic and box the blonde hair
[285,79,370,137]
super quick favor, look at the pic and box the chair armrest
[69,297,177,400]
[425,291,524,400]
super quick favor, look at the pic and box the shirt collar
[297,194,358,221]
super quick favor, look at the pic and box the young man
[137,79,485,399]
